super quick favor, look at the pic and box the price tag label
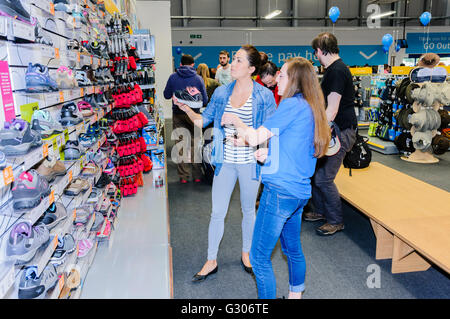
[52,235,58,250]
[49,190,55,205]
[58,276,64,292]
[68,170,73,183]
[59,91,64,103]
[77,52,81,63]
[55,48,60,59]
[80,88,84,96]
[72,209,76,221]
[43,143,49,158]
[3,166,14,185]
[90,56,93,65]
[50,3,55,15]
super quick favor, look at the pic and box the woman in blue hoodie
[174,45,276,282]
[164,54,208,183]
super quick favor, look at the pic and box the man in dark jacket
[164,54,208,183]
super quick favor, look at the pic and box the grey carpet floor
[168,151,450,299]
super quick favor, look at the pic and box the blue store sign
[406,32,450,54]
[172,45,387,68]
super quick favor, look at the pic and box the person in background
[221,57,330,299]
[305,32,357,236]
[163,54,208,184]
[215,50,233,85]
[209,67,217,79]
[174,45,276,283]
[254,52,269,83]
[258,61,281,106]
[197,63,221,102]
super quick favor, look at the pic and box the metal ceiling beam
[292,0,299,27]
[171,15,450,21]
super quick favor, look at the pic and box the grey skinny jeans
[207,162,260,260]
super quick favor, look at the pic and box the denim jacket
[201,80,277,180]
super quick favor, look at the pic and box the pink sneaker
[77,239,93,257]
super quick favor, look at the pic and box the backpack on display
[343,132,372,175]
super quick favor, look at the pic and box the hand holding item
[225,134,247,146]
[254,147,268,163]
[221,113,239,127]
[172,95,190,113]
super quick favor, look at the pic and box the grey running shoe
[18,264,58,299]
[36,202,67,230]
[64,140,84,160]
[56,233,76,253]
[73,205,93,224]
[31,110,64,138]
[0,119,42,156]
[6,221,50,264]
[49,249,67,266]
[90,211,104,232]
[11,170,51,210]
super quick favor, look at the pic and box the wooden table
[335,162,450,274]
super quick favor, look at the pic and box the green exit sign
[190,34,202,39]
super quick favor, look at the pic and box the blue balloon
[329,6,340,23]
[395,43,401,52]
[419,11,431,26]
[382,34,393,47]
[383,45,390,53]
[175,47,182,55]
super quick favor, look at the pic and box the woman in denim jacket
[222,57,330,298]
[174,45,276,282]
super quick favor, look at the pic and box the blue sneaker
[25,63,58,93]
[79,133,96,148]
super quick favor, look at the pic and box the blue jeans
[250,183,308,299]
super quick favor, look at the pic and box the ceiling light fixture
[370,10,397,20]
[265,9,282,19]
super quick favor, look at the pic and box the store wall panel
[187,0,221,27]
[136,1,174,119]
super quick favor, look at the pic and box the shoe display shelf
[0,1,126,299]
[0,131,110,299]
[0,102,111,190]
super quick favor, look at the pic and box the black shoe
[174,88,203,109]
[95,173,111,188]
[241,259,253,275]
[192,266,218,283]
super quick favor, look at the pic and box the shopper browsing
[163,54,208,184]
[174,45,276,282]
[221,57,330,299]
[257,61,281,106]
[215,50,233,85]
[197,63,221,102]
[305,32,357,236]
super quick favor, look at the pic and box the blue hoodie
[163,65,208,114]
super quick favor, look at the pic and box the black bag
[343,133,372,175]
[201,139,215,185]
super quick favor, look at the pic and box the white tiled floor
[80,171,171,299]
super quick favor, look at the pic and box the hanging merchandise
[0,1,128,299]
[400,65,448,163]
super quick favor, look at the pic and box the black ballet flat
[192,266,218,283]
[241,259,254,275]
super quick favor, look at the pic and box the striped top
[223,95,255,164]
